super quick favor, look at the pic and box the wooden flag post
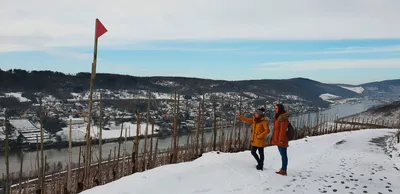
[84,18,108,189]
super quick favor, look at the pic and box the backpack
[287,122,296,141]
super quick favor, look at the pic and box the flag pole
[84,18,107,189]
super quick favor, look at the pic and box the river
[0,100,379,175]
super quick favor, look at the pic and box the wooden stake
[4,112,10,194]
[172,89,178,163]
[175,94,181,162]
[67,119,72,192]
[39,100,45,194]
[122,127,127,176]
[148,122,154,169]
[18,149,23,194]
[212,97,217,151]
[200,93,205,155]
[84,18,103,188]
[143,92,151,170]
[153,136,159,168]
[195,103,201,156]
[116,123,124,178]
[97,93,103,184]
[231,107,237,151]
[134,111,140,173]
[238,92,243,149]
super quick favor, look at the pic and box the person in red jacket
[236,107,270,170]
[271,103,290,176]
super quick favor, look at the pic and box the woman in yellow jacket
[236,107,271,170]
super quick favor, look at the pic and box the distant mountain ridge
[336,79,400,97]
[1,69,396,107]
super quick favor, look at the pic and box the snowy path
[81,129,400,194]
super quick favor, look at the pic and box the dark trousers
[278,146,288,171]
[251,146,264,165]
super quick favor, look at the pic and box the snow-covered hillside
[340,86,365,94]
[348,101,400,122]
[358,108,400,122]
[81,129,400,194]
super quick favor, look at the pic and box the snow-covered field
[9,119,52,143]
[81,129,399,194]
[3,92,31,102]
[56,121,160,142]
[319,93,340,102]
[340,86,365,94]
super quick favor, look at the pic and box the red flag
[95,18,107,39]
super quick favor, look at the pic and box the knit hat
[255,107,265,116]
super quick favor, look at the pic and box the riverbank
[2,133,159,153]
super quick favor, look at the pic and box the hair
[257,107,266,112]
[274,103,286,120]
[254,107,265,121]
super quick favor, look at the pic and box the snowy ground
[319,93,340,102]
[3,92,31,102]
[56,121,160,142]
[81,129,400,194]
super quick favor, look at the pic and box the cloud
[42,49,93,60]
[1,0,400,52]
[258,58,400,71]
[243,45,400,55]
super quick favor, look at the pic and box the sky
[1,0,400,85]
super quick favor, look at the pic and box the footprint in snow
[193,189,212,193]
[228,188,242,192]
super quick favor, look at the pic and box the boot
[256,164,263,170]
[276,169,287,176]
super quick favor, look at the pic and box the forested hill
[0,69,360,107]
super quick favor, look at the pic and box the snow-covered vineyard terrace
[81,129,400,194]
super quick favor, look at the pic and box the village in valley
[0,88,326,151]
